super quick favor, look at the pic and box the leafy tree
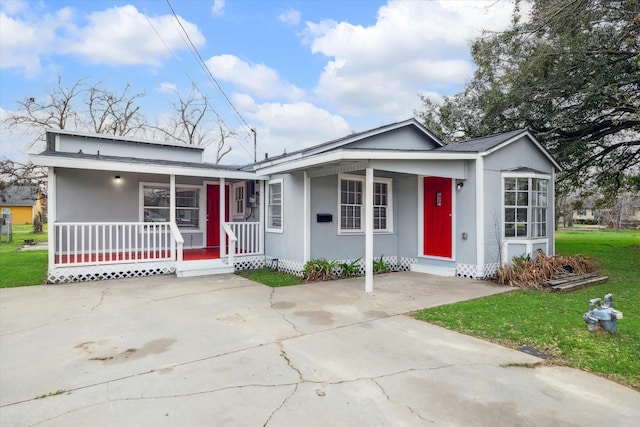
[416,0,639,199]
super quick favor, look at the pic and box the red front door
[207,184,229,247]
[423,177,452,258]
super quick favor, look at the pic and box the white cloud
[211,94,350,164]
[0,9,70,77]
[63,5,205,67]
[211,0,225,17]
[303,0,521,119]
[157,82,178,94]
[278,8,301,26]
[206,55,305,101]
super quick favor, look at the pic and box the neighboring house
[573,207,599,223]
[0,185,44,224]
[31,119,561,290]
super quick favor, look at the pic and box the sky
[0,0,523,165]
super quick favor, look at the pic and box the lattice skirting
[455,263,502,279]
[48,261,176,284]
[233,255,267,271]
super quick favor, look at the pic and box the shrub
[339,258,362,278]
[303,259,339,282]
[373,255,391,274]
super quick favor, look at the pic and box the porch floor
[54,247,221,264]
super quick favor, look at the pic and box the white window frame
[502,172,550,240]
[139,182,204,232]
[338,173,393,234]
[266,179,283,233]
[231,182,245,220]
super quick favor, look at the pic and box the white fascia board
[256,150,478,176]
[480,130,563,171]
[30,154,259,180]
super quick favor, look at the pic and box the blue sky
[0,0,521,164]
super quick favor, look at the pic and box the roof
[251,118,443,171]
[435,129,528,152]
[46,128,205,151]
[0,185,40,206]
[31,151,260,180]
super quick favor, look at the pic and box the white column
[47,167,56,270]
[475,156,485,278]
[365,167,374,293]
[259,180,265,254]
[550,168,556,255]
[219,177,226,257]
[169,175,176,224]
[303,171,311,263]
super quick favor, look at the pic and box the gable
[483,135,556,173]
[342,126,441,151]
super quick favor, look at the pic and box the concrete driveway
[1,272,638,426]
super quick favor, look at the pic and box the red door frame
[206,184,229,247]
[423,177,452,258]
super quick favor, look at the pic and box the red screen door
[207,184,229,247]
[423,177,452,258]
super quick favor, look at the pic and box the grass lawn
[0,224,48,288]
[236,268,304,287]
[413,229,640,390]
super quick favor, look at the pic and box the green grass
[413,230,640,390]
[0,224,48,288]
[236,268,303,287]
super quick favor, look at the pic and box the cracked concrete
[1,272,639,426]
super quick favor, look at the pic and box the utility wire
[164,0,254,135]
[143,10,256,160]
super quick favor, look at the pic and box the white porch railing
[226,222,261,256]
[222,223,238,268]
[53,222,184,268]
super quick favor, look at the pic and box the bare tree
[149,87,235,164]
[599,192,640,230]
[0,159,46,202]
[85,84,146,136]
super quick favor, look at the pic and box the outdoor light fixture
[456,182,464,190]
[115,175,121,182]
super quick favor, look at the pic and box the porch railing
[226,222,261,255]
[222,223,237,268]
[53,222,184,267]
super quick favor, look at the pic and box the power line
[143,9,256,161]
[164,0,253,134]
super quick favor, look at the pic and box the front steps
[175,259,234,278]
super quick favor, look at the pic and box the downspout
[475,155,485,278]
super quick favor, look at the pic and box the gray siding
[308,173,399,261]
[454,160,478,266]
[58,135,203,163]
[483,136,556,263]
[346,127,440,151]
[264,172,305,266]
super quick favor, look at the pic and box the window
[142,184,200,229]
[267,179,282,232]
[234,185,245,216]
[339,174,392,233]
[504,176,548,238]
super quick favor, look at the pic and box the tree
[148,87,234,164]
[416,0,640,199]
[2,76,148,198]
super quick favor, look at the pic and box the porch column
[303,171,310,263]
[169,175,176,224]
[259,180,265,254]
[219,177,226,257]
[47,167,55,271]
[475,156,485,277]
[365,167,374,293]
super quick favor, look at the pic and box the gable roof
[437,129,562,171]
[250,118,443,170]
[0,185,40,206]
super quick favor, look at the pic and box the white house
[31,119,562,291]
